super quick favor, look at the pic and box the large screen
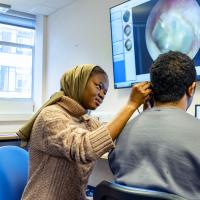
[110,0,200,88]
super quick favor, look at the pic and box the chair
[0,146,29,200]
[93,180,187,200]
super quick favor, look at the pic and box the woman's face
[82,73,109,110]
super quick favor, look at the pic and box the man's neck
[154,94,187,111]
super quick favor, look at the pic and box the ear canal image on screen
[146,0,200,60]
[110,0,200,88]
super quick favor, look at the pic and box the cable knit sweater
[21,96,114,200]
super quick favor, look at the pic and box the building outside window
[0,13,35,99]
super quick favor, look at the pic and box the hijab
[17,64,95,142]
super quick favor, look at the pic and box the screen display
[110,0,200,88]
[195,105,200,119]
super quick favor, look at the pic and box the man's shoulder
[122,108,200,134]
[175,109,200,123]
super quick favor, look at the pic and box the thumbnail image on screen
[110,0,200,88]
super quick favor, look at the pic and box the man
[108,51,200,199]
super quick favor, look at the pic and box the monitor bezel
[195,104,200,119]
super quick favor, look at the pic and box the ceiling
[0,0,78,16]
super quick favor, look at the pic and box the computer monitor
[195,104,200,119]
[110,0,200,88]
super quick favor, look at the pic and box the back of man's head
[150,51,196,103]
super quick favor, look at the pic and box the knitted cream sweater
[21,96,114,200]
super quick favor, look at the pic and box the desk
[89,152,114,187]
[0,133,20,147]
[0,133,18,140]
[101,152,108,159]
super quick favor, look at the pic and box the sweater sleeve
[30,108,114,164]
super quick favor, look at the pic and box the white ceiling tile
[30,5,56,15]
[0,0,77,15]
[43,0,76,9]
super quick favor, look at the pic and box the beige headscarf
[17,64,95,142]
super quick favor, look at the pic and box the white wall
[46,0,200,119]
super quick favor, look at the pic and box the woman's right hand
[127,82,152,109]
[107,81,152,141]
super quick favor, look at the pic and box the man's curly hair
[150,51,196,103]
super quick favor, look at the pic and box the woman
[19,64,151,200]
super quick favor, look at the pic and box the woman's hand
[127,82,152,109]
[143,95,154,111]
[107,81,152,141]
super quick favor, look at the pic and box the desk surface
[101,152,108,159]
[0,133,18,140]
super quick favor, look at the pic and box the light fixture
[0,3,11,13]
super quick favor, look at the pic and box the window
[0,13,35,99]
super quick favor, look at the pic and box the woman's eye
[96,84,102,90]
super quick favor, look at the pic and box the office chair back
[0,146,29,200]
[93,181,187,200]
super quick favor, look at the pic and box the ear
[186,82,196,97]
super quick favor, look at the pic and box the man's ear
[186,82,196,97]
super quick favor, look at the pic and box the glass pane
[0,23,35,45]
[0,45,32,98]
